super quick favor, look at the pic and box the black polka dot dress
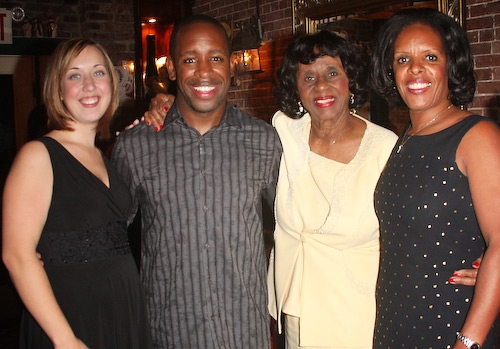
[374,115,499,348]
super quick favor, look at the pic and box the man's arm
[262,132,282,210]
[111,135,139,225]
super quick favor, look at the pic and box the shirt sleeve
[262,129,282,210]
[111,134,139,226]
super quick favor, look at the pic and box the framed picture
[115,63,135,103]
[438,0,465,28]
[292,0,466,36]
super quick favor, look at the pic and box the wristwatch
[456,332,481,349]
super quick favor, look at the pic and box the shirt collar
[164,101,243,129]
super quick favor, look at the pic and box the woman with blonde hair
[2,38,152,349]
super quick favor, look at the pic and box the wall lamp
[232,15,263,75]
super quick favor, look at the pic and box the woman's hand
[449,255,482,286]
[116,93,174,136]
[115,118,141,137]
[144,93,174,131]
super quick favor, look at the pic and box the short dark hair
[276,30,369,119]
[170,14,231,60]
[370,8,475,107]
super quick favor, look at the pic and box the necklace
[311,119,350,157]
[396,104,453,154]
[322,139,337,157]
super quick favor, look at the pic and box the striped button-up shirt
[112,102,281,349]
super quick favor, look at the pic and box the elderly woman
[267,30,398,349]
[371,8,500,349]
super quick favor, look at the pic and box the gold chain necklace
[396,104,453,154]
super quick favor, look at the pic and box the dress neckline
[41,136,112,189]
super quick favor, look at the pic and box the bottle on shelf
[144,34,159,87]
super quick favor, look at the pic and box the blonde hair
[43,38,119,140]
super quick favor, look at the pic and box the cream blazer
[268,110,397,347]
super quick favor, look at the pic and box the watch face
[471,344,480,349]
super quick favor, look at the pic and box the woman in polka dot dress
[370,8,500,349]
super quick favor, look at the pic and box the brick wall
[194,0,500,127]
[4,0,499,125]
[468,0,500,121]
[4,0,135,65]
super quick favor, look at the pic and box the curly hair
[276,30,369,119]
[370,8,475,107]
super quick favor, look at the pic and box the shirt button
[205,243,210,248]
[201,169,207,175]
[203,206,208,211]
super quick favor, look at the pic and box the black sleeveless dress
[19,137,152,349]
[374,115,499,348]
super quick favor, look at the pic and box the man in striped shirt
[112,14,281,349]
